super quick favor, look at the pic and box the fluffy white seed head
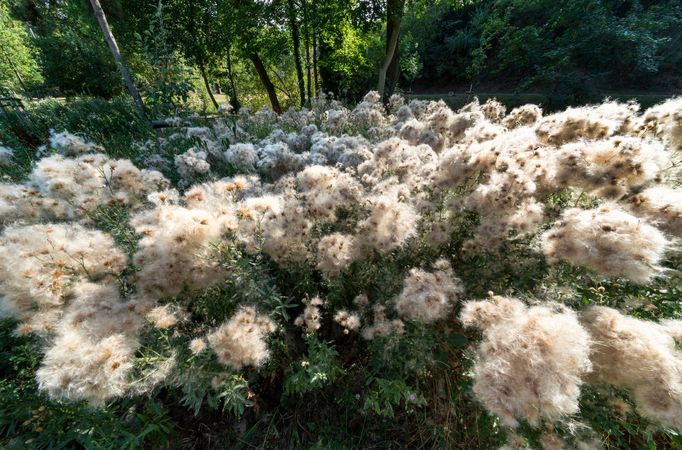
[461,297,592,427]
[581,306,682,428]
[208,307,277,370]
[0,223,126,329]
[541,204,672,283]
[394,259,464,323]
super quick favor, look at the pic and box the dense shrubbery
[403,0,682,97]
[1,93,682,448]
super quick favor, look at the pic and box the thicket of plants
[401,0,682,95]
[1,92,681,448]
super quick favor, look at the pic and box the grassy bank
[0,96,153,179]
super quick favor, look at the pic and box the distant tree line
[1,0,680,114]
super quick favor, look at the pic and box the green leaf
[448,333,469,347]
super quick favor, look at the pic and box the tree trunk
[249,53,282,114]
[386,44,400,99]
[287,0,306,107]
[377,0,404,100]
[271,66,294,100]
[199,62,219,110]
[226,46,240,111]
[88,0,146,117]
[302,0,312,103]
[312,27,319,96]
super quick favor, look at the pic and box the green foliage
[402,0,682,107]
[284,335,344,396]
[26,1,123,97]
[214,374,253,416]
[137,1,192,116]
[361,377,425,418]
[2,0,679,111]
[0,96,153,180]
[89,203,139,256]
[214,242,298,323]
[398,31,423,88]
[177,364,253,417]
[319,21,382,101]
[0,2,42,93]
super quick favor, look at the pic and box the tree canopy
[1,0,680,110]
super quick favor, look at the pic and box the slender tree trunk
[312,27,319,96]
[249,53,282,113]
[377,0,404,100]
[386,45,400,99]
[226,46,240,110]
[199,62,219,110]
[302,0,312,103]
[385,0,402,98]
[88,0,146,117]
[271,66,293,100]
[287,0,306,107]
